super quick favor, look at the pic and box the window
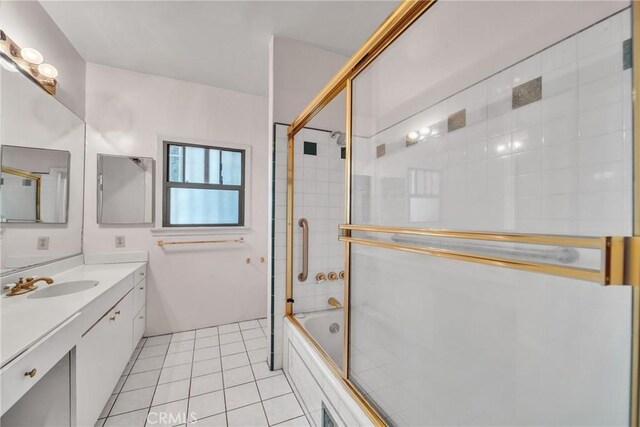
[163,141,245,227]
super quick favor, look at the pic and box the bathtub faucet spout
[328,297,342,309]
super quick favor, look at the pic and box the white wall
[0,0,86,118]
[271,37,347,129]
[84,63,269,335]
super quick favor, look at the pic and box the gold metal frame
[284,0,640,425]
[631,2,640,426]
[1,166,42,222]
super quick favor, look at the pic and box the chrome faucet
[5,276,54,296]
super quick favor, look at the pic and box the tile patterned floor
[96,318,310,427]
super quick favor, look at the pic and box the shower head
[331,131,346,147]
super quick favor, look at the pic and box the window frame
[162,140,246,227]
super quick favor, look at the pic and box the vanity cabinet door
[133,278,146,314]
[76,290,134,426]
[133,305,146,348]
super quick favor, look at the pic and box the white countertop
[1,262,145,367]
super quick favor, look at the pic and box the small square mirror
[97,154,154,224]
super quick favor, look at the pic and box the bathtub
[283,310,373,427]
[295,308,343,369]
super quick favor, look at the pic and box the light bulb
[0,56,18,72]
[20,47,43,65]
[419,127,431,136]
[406,131,419,141]
[37,63,58,79]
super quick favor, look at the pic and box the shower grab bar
[338,224,625,286]
[390,234,580,264]
[299,218,309,282]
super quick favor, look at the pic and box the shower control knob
[328,272,338,281]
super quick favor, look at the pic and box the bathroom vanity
[0,257,147,426]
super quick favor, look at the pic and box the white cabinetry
[76,290,134,426]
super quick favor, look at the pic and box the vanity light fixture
[20,47,43,65]
[0,30,57,95]
[419,127,431,136]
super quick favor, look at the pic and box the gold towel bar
[339,224,629,286]
[157,237,244,247]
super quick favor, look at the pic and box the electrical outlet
[37,236,49,250]
[115,235,126,248]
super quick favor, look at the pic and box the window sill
[150,226,251,237]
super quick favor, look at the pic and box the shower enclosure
[277,1,640,425]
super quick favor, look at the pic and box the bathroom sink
[28,280,99,299]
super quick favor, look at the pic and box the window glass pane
[169,188,239,225]
[185,147,205,183]
[221,150,242,185]
[168,145,183,182]
[208,149,220,184]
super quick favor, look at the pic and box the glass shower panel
[349,2,633,425]
[291,90,347,370]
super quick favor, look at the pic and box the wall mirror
[97,154,154,224]
[1,145,70,223]
[0,66,85,275]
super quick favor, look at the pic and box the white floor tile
[256,374,292,400]
[218,324,240,335]
[148,399,188,426]
[221,353,250,371]
[194,346,221,362]
[244,338,266,351]
[104,408,148,427]
[273,416,310,427]
[99,394,117,418]
[241,329,264,341]
[258,319,268,328]
[218,332,242,345]
[168,340,195,354]
[163,351,193,368]
[224,382,260,410]
[251,363,282,380]
[112,376,127,394]
[192,358,222,377]
[195,336,219,349]
[247,349,267,365]
[139,344,169,359]
[188,413,226,426]
[159,364,192,384]
[132,356,165,374]
[222,366,254,388]
[190,372,223,397]
[226,403,268,427]
[188,390,225,420]
[111,387,155,415]
[146,335,172,347]
[220,341,245,357]
[172,331,196,342]
[239,320,260,331]
[123,370,161,392]
[152,379,190,406]
[196,327,219,339]
[262,394,303,426]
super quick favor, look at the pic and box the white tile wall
[270,124,346,370]
[353,8,633,237]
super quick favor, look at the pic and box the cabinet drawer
[133,279,146,314]
[133,265,146,284]
[0,313,81,416]
[133,305,145,348]
[76,291,133,426]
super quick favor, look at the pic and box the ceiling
[40,1,398,97]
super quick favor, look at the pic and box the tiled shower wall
[357,8,633,237]
[270,124,345,369]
